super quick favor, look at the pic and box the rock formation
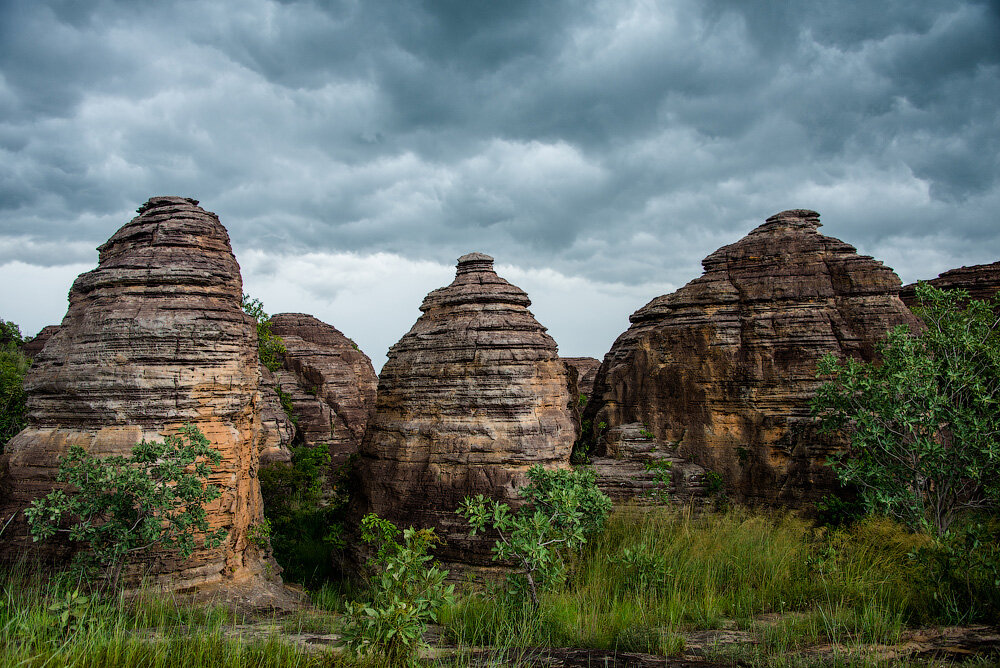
[562,357,601,399]
[583,210,921,505]
[258,366,295,466]
[0,196,275,593]
[900,261,1000,308]
[357,252,576,565]
[268,313,377,476]
[21,325,60,360]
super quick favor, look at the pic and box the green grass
[442,506,933,657]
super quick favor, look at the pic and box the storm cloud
[1,0,998,366]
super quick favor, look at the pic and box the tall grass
[0,564,340,668]
[444,506,929,654]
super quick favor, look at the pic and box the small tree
[812,283,1000,534]
[458,465,612,608]
[339,513,454,665]
[25,424,229,589]
[0,319,30,453]
[241,294,285,372]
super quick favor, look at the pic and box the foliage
[25,424,228,590]
[458,466,612,608]
[0,319,30,452]
[247,519,272,549]
[47,588,91,636]
[339,513,454,665]
[241,294,286,372]
[643,459,672,502]
[258,445,349,585]
[812,282,1000,534]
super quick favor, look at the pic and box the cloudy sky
[1,0,998,369]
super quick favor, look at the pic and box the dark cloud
[1,0,998,307]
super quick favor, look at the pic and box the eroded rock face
[21,325,60,360]
[562,357,601,399]
[900,261,1000,308]
[268,313,377,474]
[0,196,273,591]
[358,253,576,564]
[258,366,295,466]
[583,210,921,505]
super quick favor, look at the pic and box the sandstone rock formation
[583,210,921,505]
[0,196,274,592]
[562,357,601,399]
[258,366,295,466]
[21,325,60,360]
[268,313,377,476]
[900,261,1000,308]
[358,252,576,565]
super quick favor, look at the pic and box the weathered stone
[258,366,294,466]
[268,313,377,477]
[357,252,576,565]
[562,357,601,399]
[21,325,60,360]
[900,261,1000,308]
[0,196,275,592]
[583,210,921,505]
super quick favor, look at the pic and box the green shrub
[339,513,454,665]
[25,424,228,590]
[241,294,286,372]
[0,319,30,452]
[458,465,611,608]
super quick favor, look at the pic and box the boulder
[583,210,921,505]
[900,261,1000,308]
[0,196,276,593]
[268,313,377,476]
[357,252,576,565]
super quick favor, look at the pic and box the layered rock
[583,210,921,505]
[900,261,1000,308]
[21,325,60,360]
[267,313,377,474]
[0,196,274,592]
[258,366,295,466]
[562,357,601,399]
[358,253,576,564]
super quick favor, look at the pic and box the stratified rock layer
[0,196,272,591]
[21,325,60,360]
[900,261,1000,308]
[562,357,601,399]
[358,253,576,564]
[584,210,921,505]
[268,313,377,474]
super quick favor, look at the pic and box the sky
[1,0,998,370]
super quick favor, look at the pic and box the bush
[339,513,454,665]
[813,282,1000,534]
[241,294,285,372]
[25,424,228,590]
[0,319,30,452]
[458,465,612,608]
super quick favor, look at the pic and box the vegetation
[241,293,286,372]
[25,424,228,590]
[0,318,30,452]
[813,283,1000,534]
[458,465,612,608]
[339,514,454,665]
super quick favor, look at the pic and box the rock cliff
[357,252,576,564]
[583,210,921,505]
[21,325,60,360]
[0,196,275,593]
[268,313,377,475]
[900,261,1000,308]
[562,357,601,399]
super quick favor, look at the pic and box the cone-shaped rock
[358,252,576,564]
[583,210,922,505]
[0,196,273,592]
[269,313,377,474]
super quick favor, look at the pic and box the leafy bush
[458,466,612,608]
[258,445,349,585]
[339,513,454,665]
[0,319,30,452]
[241,294,285,372]
[813,282,1000,533]
[25,424,228,590]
